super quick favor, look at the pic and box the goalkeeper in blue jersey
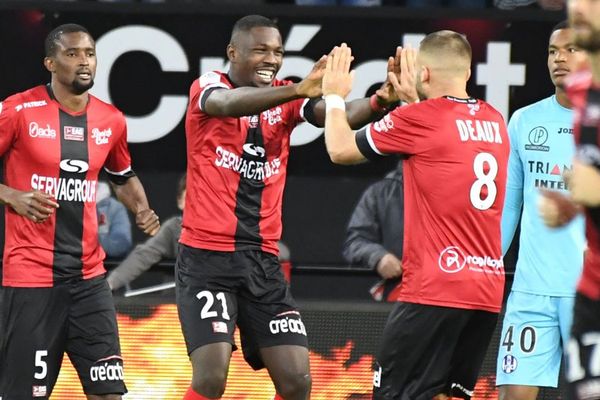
[496,21,589,400]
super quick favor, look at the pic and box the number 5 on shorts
[196,290,230,320]
[34,350,48,379]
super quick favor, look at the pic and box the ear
[466,67,471,81]
[226,44,236,63]
[44,57,55,73]
[420,66,430,84]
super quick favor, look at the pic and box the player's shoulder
[0,85,48,116]
[89,94,125,120]
[511,96,557,121]
[198,71,231,89]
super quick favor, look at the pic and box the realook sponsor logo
[29,122,56,139]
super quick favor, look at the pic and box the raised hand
[295,55,328,98]
[6,189,59,223]
[322,43,355,98]
[385,46,419,104]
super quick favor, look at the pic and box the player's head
[568,0,600,52]
[547,21,588,89]
[177,173,187,211]
[44,24,96,95]
[227,15,283,87]
[415,30,472,100]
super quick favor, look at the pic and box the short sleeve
[104,112,133,180]
[0,96,20,157]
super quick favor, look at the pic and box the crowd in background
[39,0,566,11]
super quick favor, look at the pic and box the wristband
[370,94,390,113]
[325,94,346,112]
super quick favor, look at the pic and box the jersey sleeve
[104,112,134,184]
[0,96,20,157]
[197,71,230,113]
[501,110,524,255]
[355,102,435,160]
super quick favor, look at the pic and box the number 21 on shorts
[196,290,230,320]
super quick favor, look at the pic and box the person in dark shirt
[342,161,403,301]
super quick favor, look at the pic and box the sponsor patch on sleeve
[200,71,222,87]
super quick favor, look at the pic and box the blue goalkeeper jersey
[502,95,585,296]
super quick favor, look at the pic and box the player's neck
[555,88,572,109]
[50,82,89,113]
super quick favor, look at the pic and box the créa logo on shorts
[438,246,504,274]
[90,355,124,382]
[269,311,307,336]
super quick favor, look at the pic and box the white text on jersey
[31,174,97,203]
[456,119,503,144]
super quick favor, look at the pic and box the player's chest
[17,108,116,173]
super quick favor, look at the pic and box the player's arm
[110,176,160,236]
[204,55,327,117]
[500,117,524,254]
[322,44,367,165]
[308,46,419,129]
[566,158,600,207]
[0,97,58,223]
[0,185,58,223]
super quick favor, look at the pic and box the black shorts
[373,302,498,400]
[0,276,126,399]
[175,245,308,370]
[565,292,600,400]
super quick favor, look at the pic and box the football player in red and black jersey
[0,24,160,400]
[176,14,409,400]
[322,34,509,400]
[546,1,600,399]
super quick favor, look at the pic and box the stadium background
[0,2,565,398]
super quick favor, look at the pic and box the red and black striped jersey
[356,97,509,312]
[181,71,309,256]
[567,71,600,300]
[0,85,132,287]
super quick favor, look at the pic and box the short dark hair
[551,20,569,35]
[45,23,92,57]
[177,173,187,199]
[230,15,278,43]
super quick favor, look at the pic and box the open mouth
[77,71,92,80]
[256,69,275,83]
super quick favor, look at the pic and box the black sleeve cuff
[302,98,321,127]
[106,169,136,185]
[200,87,226,112]
[356,128,384,161]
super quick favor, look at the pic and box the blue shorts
[496,291,575,387]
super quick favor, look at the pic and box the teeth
[256,70,273,79]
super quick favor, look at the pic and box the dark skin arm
[0,184,58,223]
[204,55,327,117]
[110,176,160,236]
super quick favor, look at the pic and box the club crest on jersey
[502,355,518,373]
[64,126,84,141]
[468,103,480,116]
[91,127,112,145]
